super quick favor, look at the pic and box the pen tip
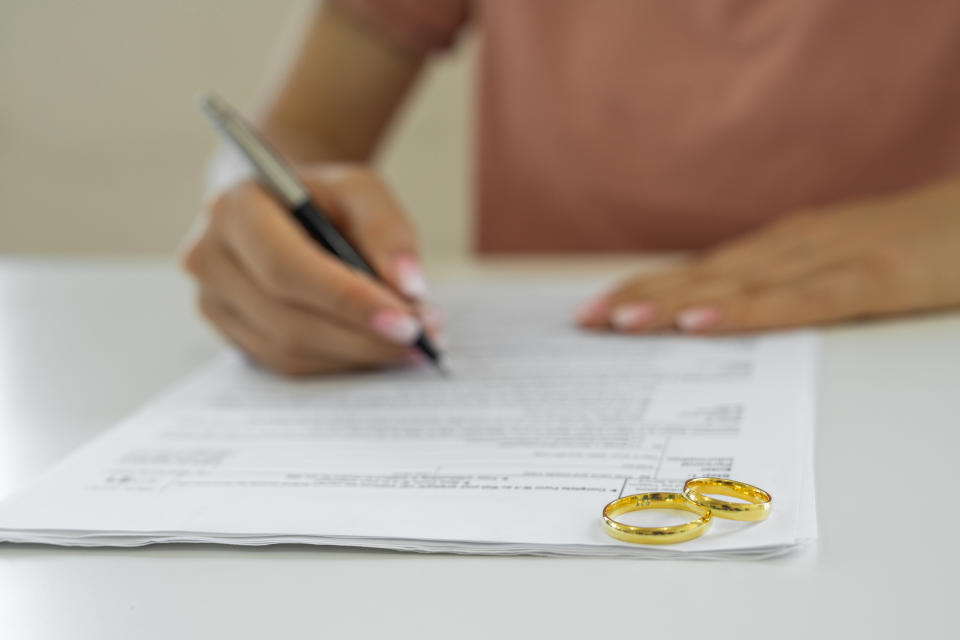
[435,359,454,378]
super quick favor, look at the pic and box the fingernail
[676,306,720,332]
[393,255,430,300]
[371,309,421,345]
[575,295,609,324]
[610,303,656,331]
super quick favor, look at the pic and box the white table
[0,259,956,639]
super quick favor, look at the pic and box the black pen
[199,93,448,374]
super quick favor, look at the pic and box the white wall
[0,1,473,262]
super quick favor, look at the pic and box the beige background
[0,0,474,262]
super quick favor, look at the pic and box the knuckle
[330,279,369,318]
[362,210,412,244]
[855,250,907,307]
[859,248,902,281]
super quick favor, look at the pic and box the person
[182,0,960,376]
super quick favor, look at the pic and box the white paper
[0,280,817,557]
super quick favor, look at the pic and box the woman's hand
[576,180,960,333]
[182,165,440,376]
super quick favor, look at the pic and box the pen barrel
[292,201,377,278]
[414,333,440,362]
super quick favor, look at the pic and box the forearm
[254,1,425,165]
[832,173,960,218]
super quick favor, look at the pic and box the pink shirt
[338,0,960,252]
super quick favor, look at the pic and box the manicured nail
[575,295,609,324]
[676,306,720,332]
[610,303,656,331]
[371,309,421,345]
[393,255,430,300]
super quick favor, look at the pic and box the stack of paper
[0,280,817,558]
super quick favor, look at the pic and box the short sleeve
[332,0,471,53]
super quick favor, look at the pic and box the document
[0,279,817,557]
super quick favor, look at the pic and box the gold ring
[682,477,772,521]
[602,492,712,545]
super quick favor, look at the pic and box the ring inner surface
[605,493,710,524]
[687,480,769,504]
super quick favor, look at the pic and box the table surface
[0,258,957,639]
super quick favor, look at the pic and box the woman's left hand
[576,180,960,334]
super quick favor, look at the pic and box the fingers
[677,264,870,332]
[574,208,884,335]
[577,215,851,333]
[303,165,429,301]
[208,180,423,345]
[576,266,740,332]
[190,238,410,366]
[577,261,871,334]
[197,295,346,377]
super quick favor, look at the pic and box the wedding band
[602,492,712,545]
[682,477,772,521]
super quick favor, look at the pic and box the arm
[255,1,425,163]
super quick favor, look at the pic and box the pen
[199,93,448,374]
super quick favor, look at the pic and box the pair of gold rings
[601,477,772,545]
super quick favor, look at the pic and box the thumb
[305,165,428,301]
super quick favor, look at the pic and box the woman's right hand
[181,164,439,376]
